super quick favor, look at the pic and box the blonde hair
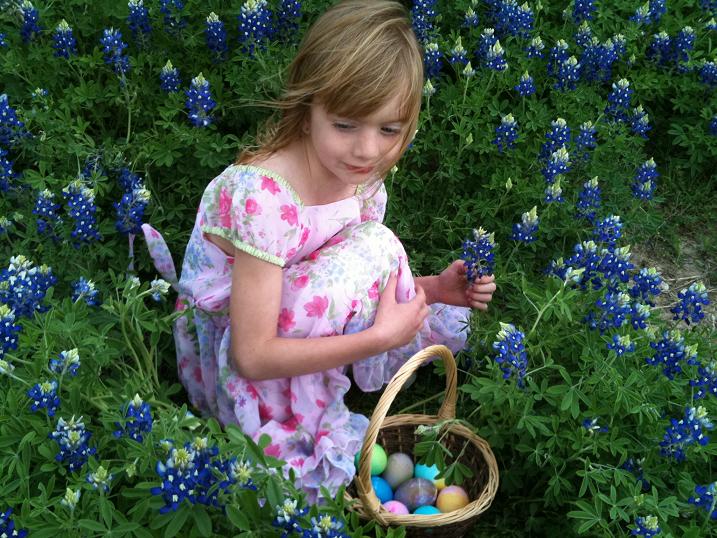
[237,0,424,181]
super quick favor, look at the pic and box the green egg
[354,444,387,475]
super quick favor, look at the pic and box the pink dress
[142,164,470,502]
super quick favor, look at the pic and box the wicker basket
[345,345,499,538]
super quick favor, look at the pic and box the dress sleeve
[199,165,303,267]
[359,182,387,223]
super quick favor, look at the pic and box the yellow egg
[436,485,470,513]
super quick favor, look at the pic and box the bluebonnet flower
[631,515,661,537]
[463,7,479,28]
[526,36,544,58]
[276,0,301,41]
[492,323,528,388]
[582,417,609,433]
[185,73,216,127]
[540,118,570,160]
[477,28,497,58]
[127,0,152,43]
[273,498,308,536]
[573,0,596,24]
[81,155,105,181]
[205,12,228,61]
[671,282,711,325]
[115,186,150,235]
[149,278,171,301]
[660,406,713,462]
[0,93,26,148]
[607,334,635,356]
[632,158,658,200]
[0,34,6,48]
[646,330,697,379]
[411,0,437,43]
[60,488,81,512]
[0,508,28,538]
[117,167,142,192]
[593,215,622,248]
[576,177,601,221]
[160,0,187,34]
[630,302,651,330]
[160,60,181,93]
[647,32,673,66]
[449,37,468,67]
[630,105,651,139]
[630,3,652,25]
[542,147,570,184]
[423,42,442,79]
[675,26,695,70]
[50,415,96,471]
[514,71,535,96]
[461,227,496,282]
[0,357,16,376]
[238,0,273,55]
[100,28,130,77]
[555,56,580,91]
[691,360,717,399]
[462,61,477,80]
[575,22,593,49]
[544,178,563,203]
[605,79,633,122]
[306,514,349,538]
[630,267,665,305]
[227,459,257,490]
[490,0,533,39]
[698,60,717,88]
[688,483,717,520]
[494,113,518,153]
[20,1,42,44]
[622,457,650,491]
[564,243,601,286]
[598,246,634,285]
[0,256,56,318]
[52,20,77,58]
[32,189,62,238]
[72,277,100,306]
[50,349,80,377]
[0,147,18,192]
[0,216,13,235]
[707,18,717,31]
[423,79,436,97]
[27,380,60,416]
[87,465,113,492]
[545,257,584,284]
[585,290,632,332]
[151,444,197,513]
[0,305,21,359]
[511,207,539,243]
[114,394,153,442]
[484,39,508,71]
[62,180,102,246]
[649,0,667,23]
[547,40,569,77]
[709,115,717,136]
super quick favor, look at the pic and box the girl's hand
[373,272,430,348]
[436,260,496,311]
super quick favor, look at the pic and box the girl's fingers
[469,293,494,302]
[472,282,496,293]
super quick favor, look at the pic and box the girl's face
[304,95,407,195]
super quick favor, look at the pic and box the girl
[143,0,496,502]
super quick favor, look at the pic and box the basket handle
[356,345,457,520]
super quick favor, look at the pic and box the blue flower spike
[461,227,496,282]
[53,20,77,58]
[631,515,661,537]
[671,281,710,325]
[492,322,529,388]
[114,394,153,442]
[160,60,181,92]
[185,73,216,127]
[511,206,539,243]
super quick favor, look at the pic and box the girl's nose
[353,129,381,160]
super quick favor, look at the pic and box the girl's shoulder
[206,162,303,207]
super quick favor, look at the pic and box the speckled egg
[394,478,437,512]
[414,462,446,489]
[371,476,394,504]
[382,500,409,515]
[413,505,442,515]
[354,444,387,475]
[436,485,470,513]
[382,452,414,489]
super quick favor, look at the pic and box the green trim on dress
[202,225,286,267]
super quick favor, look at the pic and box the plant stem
[527,284,566,340]
[397,392,443,414]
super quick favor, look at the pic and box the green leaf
[193,505,212,537]
[164,507,189,538]
[226,505,251,530]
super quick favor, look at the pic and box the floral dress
[142,164,471,502]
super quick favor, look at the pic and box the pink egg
[436,485,470,513]
[382,500,410,515]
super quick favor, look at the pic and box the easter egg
[371,476,394,504]
[354,444,387,475]
[414,462,446,489]
[382,452,414,489]
[413,505,442,515]
[383,500,409,515]
[394,478,437,512]
[436,485,470,513]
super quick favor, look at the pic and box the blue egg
[371,476,394,504]
[414,463,440,481]
[414,505,442,515]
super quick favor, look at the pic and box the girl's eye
[333,122,355,131]
[381,126,402,136]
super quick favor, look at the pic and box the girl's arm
[229,248,430,381]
